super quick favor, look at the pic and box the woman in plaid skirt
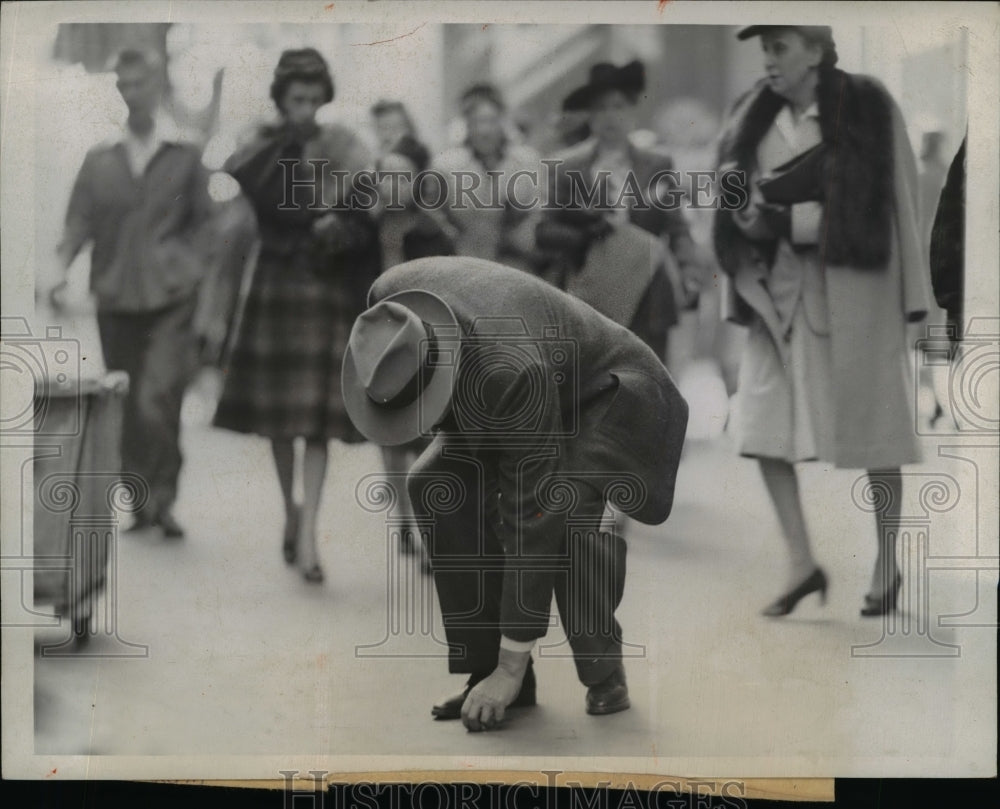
[214,48,380,584]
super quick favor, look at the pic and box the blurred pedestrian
[918,131,949,244]
[536,61,701,364]
[713,26,932,617]
[49,47,213,538]
[376,134,455,268]
[651,97,727,381]
[342,257,688,731]
[213,48,380,584]
[930,135,967,343]
[915,130,952,428]
[433,83,543,271]
[926,133,967,436]
[370,99,418,156]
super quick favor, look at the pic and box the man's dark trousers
[97,295,198,517]
[409,436,627,688]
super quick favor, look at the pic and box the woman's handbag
[757,142,827,205]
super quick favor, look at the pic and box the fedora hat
[342,290,461,446]
[563,60,645,112]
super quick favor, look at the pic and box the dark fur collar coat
[713,68,897,274]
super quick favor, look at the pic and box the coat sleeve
[185,148,217,250]
[499,147,545,265]
[58,151,97,267]
[430,149,464,236]
[651,155,697,267]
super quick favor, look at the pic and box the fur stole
[713,68,896,275]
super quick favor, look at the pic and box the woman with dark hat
[536,60,701,363]
[213,47,380,584]
[713,26,932,616]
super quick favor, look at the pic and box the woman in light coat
[713,26,932,617]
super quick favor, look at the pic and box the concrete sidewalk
[33,422,993,773]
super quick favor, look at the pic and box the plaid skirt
[213,249,367,442]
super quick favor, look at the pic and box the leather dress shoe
[431,661,536,720]
[157,509,185,538]
[585,664,630,716]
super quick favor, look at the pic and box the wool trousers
[97,296,198,515]
[408,444,627,687]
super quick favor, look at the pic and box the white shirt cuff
[500,636,536,653]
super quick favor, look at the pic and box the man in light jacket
[50,48,212,537]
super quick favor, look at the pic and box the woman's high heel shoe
[297,519,323,584]
[282,506,301,565]
[861,571,902,617]
[762,567,828,617]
